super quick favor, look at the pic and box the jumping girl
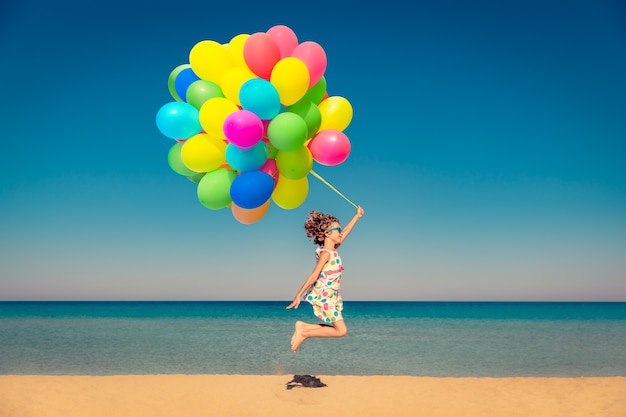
[286,206,365,352]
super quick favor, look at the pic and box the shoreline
[1,375,625,417]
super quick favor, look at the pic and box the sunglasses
[327,227,342,234]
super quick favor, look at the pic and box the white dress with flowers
[304,247,344,323]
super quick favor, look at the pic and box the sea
[1,301,625,377]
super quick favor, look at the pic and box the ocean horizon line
[2,299,625,303]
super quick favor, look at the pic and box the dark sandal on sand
[286,374,327,390]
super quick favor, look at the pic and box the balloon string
[309,170,358,208]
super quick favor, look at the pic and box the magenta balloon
[223,110,263,149]
[267,25,298,58]
[307,129,351,166]
[291,41,327,88]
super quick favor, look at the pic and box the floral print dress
[305,247,344,323]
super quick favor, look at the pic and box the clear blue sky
[1,0,625,301]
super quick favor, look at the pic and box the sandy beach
[1,375,625,417]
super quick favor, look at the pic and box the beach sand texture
[1,375,625,417]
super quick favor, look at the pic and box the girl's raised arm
[338,206,364,244]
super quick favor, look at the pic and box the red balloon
[307,129,351,166]
[243,33,281,80]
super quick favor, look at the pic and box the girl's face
[325,222,342,242]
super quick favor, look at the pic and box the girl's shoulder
[316,247,337,256]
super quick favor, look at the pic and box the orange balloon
[232,199,270,224]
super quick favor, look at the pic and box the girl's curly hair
[304,210,339,246]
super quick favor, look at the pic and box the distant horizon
[2,299,624,303]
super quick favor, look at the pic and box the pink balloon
[267,25,298,58]
[259,158,279,184]
[291,41,327,88]
[243,33,281,79]
[223,110,263,149]
[308,129,351,166]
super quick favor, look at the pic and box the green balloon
[301,76,326,104]
[186,80,224,109]
[187,172,205,184]
[267,112,308,152]
[287,100,322,139]
[276,146,313,180]
[168,142,197,176]
[196,168,237,210]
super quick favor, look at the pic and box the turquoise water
[1,301,625,376]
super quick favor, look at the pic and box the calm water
[1,301,625,376]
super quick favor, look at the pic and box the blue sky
[1,0,625,301]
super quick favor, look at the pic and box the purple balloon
[223,110,263,149]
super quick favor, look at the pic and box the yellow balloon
[181,134,226,172]
[270,57,310,106]
[199,97,239,140]
[318,96,353,131]
[226,34,250,69]
[220,66,256,105]
[272,174,309,209]
[189,40,232,84]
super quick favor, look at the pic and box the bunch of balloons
[156,25,353,224]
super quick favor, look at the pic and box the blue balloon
[225,141,268,172]
[174,68,200,102]
[230,170,275,209]
[239,78,281,120]
[156,102,202,139]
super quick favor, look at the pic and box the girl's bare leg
[291,320,347,352]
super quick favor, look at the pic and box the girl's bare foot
[290,321,307,352]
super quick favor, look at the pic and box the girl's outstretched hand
[286,298,300,309]
[356,206,364,217]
